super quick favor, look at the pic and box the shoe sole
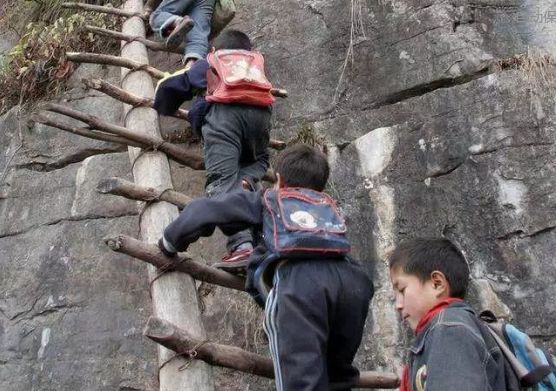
[213,260,249,276]
[166,18,194,49]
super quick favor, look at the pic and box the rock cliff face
[1,0,555,390]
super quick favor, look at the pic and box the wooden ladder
[34,1,400,389]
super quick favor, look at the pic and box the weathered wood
[44,103,204,169]
[80,77,287,150]
[81,78,189,120]
[31,114,143,147]
[66,52,166,79]
[271,88,288,98]
[358,371,401,389]
[97,177,192,208]
[120,0,213,388]
[145,317,274,378]
[144,317,401,389]
[84,25,185,54]
[62,2,144,18]
[144,0,162,15]
[104,235,245,291]
[67,52,287,98]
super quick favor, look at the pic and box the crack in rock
[15,148,127,173]
[0,212,139,239]
[496,226,556,241]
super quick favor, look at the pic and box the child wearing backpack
[158,144,374,391]
[154,29,274,271]
[389,238,556,391]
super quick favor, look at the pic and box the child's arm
[419,324,493,390]
[153,60,209,116]
[160,191,263,255]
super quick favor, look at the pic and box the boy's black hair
[213,29,252,51]
[389,238,469,298]
[275,144,329,191]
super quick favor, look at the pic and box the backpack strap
[481,322,532,380]
[521,364,556,387]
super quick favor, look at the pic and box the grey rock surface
[1,0,556,390]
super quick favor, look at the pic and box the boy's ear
[430,270,450,298]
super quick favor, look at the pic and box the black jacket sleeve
[153,59,209,115]
[163,190,264,252]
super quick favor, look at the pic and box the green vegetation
[0,0,123,114]
[288,123,326,149]
[494,48,556,96]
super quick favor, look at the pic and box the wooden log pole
[62,2,145,18]
[66,52,166,79]
[119,0,213,387]
[104,235,245,291]
[44,103,204,169]
[96,177,192,208]
[144,317,401,389]
[31,113,142,147]
[81,77,189,120]
[84,25,185,54]
[144,0,162,16]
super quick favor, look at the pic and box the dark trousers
[201,103,271,251]
[264,259,373,391]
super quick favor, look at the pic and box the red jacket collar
[414,298,463,335]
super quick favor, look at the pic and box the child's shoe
[158,237,177,258]
[213,248,252,275]
[165,16,194,49]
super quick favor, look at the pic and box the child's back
[154,30,274,269]
[159,145,374,390]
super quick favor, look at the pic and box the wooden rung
[39,103,276,179]
[81,77,288,150]
[32,114,143,148]
[97,177,191,208]
[104,235,246,291]
[81,77,188,120]
[144,316,400,389]
[62,2,146,19]
[43,103,205,170]
[84,25,185,54]
[67,52,165,78]
[67,52,288,98]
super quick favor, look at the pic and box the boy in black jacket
[158,145,374,391]
[154,29,273,269]
[389,238,517,391]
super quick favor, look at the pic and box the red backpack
[206,49,275,107]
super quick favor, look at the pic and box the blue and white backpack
[262,187,350,258]
[480,311,556,390]
[246,188,351,306]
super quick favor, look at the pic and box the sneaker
[158,238,177,258]
[213,248,252,275]
[165,16,194,49]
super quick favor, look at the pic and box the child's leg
[264,262,330,391]
[183,0,215,62]
[149,0,195,40]
[202,105,255,254]
[327,262,373,390]
[238,106,271,187]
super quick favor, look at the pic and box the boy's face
[390,267,443,332]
